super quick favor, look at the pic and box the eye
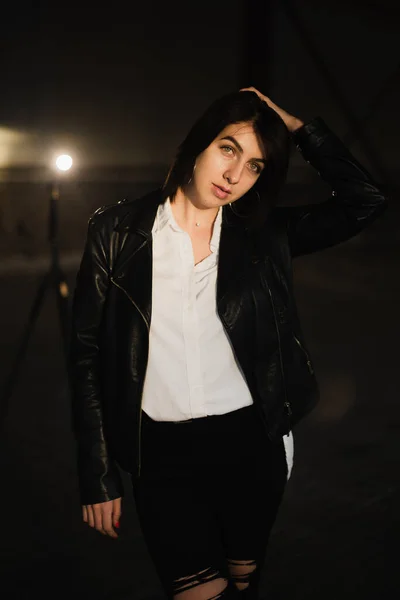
[249,162,262,174]
[221,145,235,155]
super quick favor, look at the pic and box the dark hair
[162,90,291,227]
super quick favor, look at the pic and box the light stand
[0,157,73,429]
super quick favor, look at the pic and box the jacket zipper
[110,276,150,479]
[264,279,292,423]
[293,334,314,375]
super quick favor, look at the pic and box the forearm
[276,117,388,257]
[69,216,123,504]
[292,117,387,208]
[70,334,123,505]
[287,117,304,133]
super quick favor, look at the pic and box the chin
[208,190,233,206]
[209,198,230,209]
[193,186,231,209]
[195,195,223,210]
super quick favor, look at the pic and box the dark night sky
[1,0,399,179]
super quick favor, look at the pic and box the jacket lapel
[217,205,256,308]
[110,191,259,329]
[110,190,162,328]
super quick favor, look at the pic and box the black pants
[132,404,288,600]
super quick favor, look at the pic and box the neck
[171,188,219,232]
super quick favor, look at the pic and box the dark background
[0,1,399,598]
[1,0,399,257]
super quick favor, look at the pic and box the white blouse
[141,198,293,477]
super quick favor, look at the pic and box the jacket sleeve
[69,211,124,505]
[273,117,389,258]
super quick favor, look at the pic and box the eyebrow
[219,135,267,164]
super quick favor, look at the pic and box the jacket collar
[111,188,257,328]
[114,188,163,236]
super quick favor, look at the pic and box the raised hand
[240,86,304,132]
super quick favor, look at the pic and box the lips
[212,183,231,200]
[214,184,231,194]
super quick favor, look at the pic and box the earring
[188,163,196,184]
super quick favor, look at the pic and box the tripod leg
[0,271,51,425]
[53,266,72,382]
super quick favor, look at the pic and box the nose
[224,163,243,185]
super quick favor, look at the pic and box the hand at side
[82,497,122,539]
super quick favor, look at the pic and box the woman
[70,87,387,600]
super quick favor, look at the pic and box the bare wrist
[288,117,304,133]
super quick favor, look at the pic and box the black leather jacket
[70,118,388,505]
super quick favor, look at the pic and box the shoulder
[88,198,135,230]
[88,188,162,233]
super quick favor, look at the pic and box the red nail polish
[115,521,120,528]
